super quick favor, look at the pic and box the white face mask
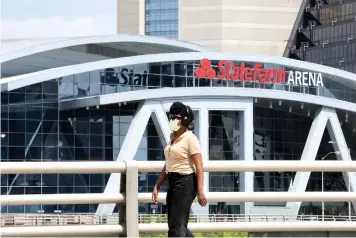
[169,119,181,132]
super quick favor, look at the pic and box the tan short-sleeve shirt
[164,131,201,174]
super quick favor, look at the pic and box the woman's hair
[186,106,195,130]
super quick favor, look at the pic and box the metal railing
[1,160,356,237]
[1,213,356,227]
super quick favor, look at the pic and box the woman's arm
[156,133,173,189]
[188,135,204,192]
[191,153,204,192]
[152,164,168,204]
[155,164,168,189]
[192,153,207,206]
[188,134,207,206]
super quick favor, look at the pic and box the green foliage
[156,215,168,223]
[141,231,248,237]
[140,215,248,237]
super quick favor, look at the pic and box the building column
[190,108,210,215]
[239,107,254,215]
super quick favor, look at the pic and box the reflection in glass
[288,1,356,74]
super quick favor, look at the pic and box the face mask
[169,119,181,132]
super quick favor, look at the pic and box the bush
[140,215,248,237]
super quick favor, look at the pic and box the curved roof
[59,87,356,114]
[1,34,210,63]
[2,51,356,92]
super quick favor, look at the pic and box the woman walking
[152,101,207,237]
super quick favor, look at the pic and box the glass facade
[0,97,160,213]
[207,108,356,216]
[145,0,179,39]
[287,0,356,73]
[1,59,356,216]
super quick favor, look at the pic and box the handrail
[1,160,356,237]
[2,213,355,220]
[2,160,356,174]
[1,214,355,229]
[0,161,127,174]
[1,222,356,236]
[2,192,356,206]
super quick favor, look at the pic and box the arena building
[1,35,355,219]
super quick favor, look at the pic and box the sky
[1,0,117,40]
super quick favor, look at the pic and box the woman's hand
[152,185,159,204]
[152,165,168,204]
[197,190,207,207]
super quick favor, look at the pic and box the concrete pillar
[119,161,139,237]
[191,108,210,215]
[239,107,254,215]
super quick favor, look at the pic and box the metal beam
[2,160,356,174]
[139,222,356,233]
[96,101,150,215]
[287,107,356,215]
[1,222,356,237]
[2,192,356,206]
[0,161,127,174]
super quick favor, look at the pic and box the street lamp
[328,141,350,152]
[321,151,341,160]
[328,141,352,220]
[321,151,340,221]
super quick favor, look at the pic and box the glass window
[145,0,178,39]
[289,1,356,74]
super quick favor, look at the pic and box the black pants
[166,172,197,237]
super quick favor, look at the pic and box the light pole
[328,141,351,156]
[328,141,352,220]
[321,151,340,221]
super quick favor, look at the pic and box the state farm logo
[195,58,216,79]
[194,58,324,87]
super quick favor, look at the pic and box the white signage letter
[317,73,324,87]
[287,72,295,85]
[295,71,302,85]
[302,72,308,86]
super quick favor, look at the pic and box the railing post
[125,161,139,237]
[119,169,127,237]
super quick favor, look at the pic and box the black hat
[169,101,187,117]
[169,102,194,127]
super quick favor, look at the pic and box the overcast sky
[1,0,117,40]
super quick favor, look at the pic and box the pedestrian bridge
[1,160,356,237]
